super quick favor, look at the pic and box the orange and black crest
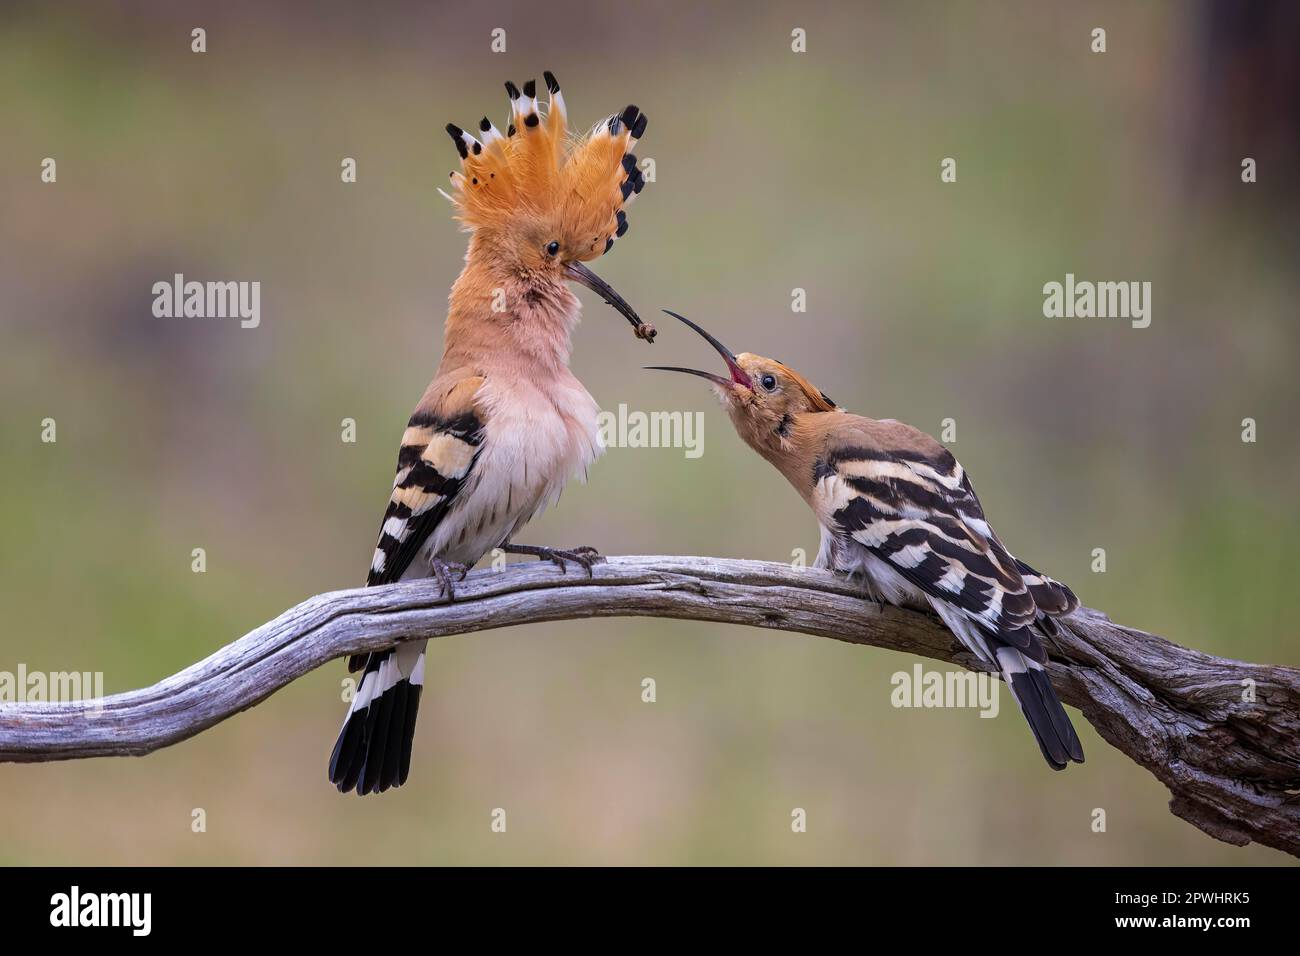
[441,71,647,261]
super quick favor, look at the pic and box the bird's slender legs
[501,543,604,576]
[430,557,470,599]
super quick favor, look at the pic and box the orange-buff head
[647,309,841,455]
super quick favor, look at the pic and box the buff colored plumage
[329,72,652,795]
[650,311,1084,770]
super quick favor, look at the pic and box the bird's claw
[430,558,470,600]
[543,546,604,576]
[503,544,604,577]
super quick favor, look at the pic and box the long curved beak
[645,309,753,388]
[564,261,656,343]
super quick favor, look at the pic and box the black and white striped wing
[818,443,1040,653]
[814,431,1085,769]
[346,385,484,672]
[366,408,484,587]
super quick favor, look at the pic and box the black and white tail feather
[930,595,1084,770]
[817,435,1086,770]
[329,642,425,794]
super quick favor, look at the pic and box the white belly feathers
[412,371,602,570]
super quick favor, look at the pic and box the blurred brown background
[1,0,1297,864]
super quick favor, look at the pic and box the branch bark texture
[1,556,1296,856]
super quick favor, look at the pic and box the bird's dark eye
[546,240,560,257]
[761,374,777,391]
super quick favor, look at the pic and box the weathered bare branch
[1,555,1296,856]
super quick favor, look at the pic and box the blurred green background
[2,0,1297,865]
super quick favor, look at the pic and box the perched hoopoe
[649,311,1085,770]
[329,72,653,795]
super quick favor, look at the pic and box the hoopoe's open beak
[645,309,754,389]
[564,261,656,343]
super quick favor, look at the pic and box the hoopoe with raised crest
[329,72,653,795]
[649,311,1085,770]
